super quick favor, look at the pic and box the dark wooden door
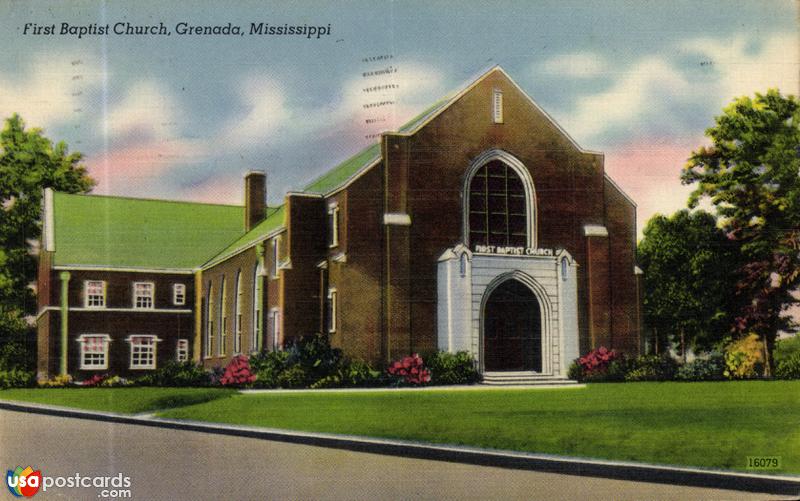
[483,280,541,371]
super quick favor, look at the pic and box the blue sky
[1,0,798,236]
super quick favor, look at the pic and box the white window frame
[176,339,189,362]
[327,287,337,334]
[328,203,340,248]
[84,280,106,308]
[133,282,155,309]
[270,308,280,351]
[173,283,186,305]
[127,335,161,370]
[253,264,263,352]
[77,334,110,370]
[205,283,214,359]
[271,236,281,279]
[234,270,243,354]
[218,276,227,356]
[492,88,503,124]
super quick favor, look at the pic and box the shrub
[220,355,256,387]
[775,352,800,379]
[99,375,132,387]
[37,374,73,388]
[426,351,480,385]
[387,353,431,385]
[567,360,583,381]
[277,365,308,388]
[0,368,34,389]
[675,352,726,381]
[81,374,106,387]
[136,361,212,387]
[285,333,343,383]
[250,350,290,388]
[576,347,619,381]
[724,334,764,379]
[624,354,678,381]
[774,335,800,366]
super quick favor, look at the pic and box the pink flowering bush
[220,355,257,386]
[81,373,106,387]
[575,346,621,381]
[387,353,431,385]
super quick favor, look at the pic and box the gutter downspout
[59,271,70,376]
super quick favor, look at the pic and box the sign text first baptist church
[36,67,643,382]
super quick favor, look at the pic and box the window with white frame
[173,284,186,305]
[253,264,263,352]
[133,282,154,309]
[127,335,160,369]
[328,204,340,248]
[270,308,280,351]
[176,339,189,362]
[78,335,110,370]
[218,276,227,356]
[492,89,503,123]
[85,280,106,308]
[234,270,243,354]
[327,287,337,333]
[205,283,214,358]
[271,236,281,278]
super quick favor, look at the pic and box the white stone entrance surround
[437,244,579,376]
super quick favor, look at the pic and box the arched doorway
[483,279,542,371]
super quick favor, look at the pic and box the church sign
[473,245,556,257]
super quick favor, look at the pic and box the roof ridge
[53,190,244,209]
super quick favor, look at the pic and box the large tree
[681,89,800,375]
[0,114,94,369]
[638,210,742,357]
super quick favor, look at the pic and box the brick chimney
[244,171,266,232]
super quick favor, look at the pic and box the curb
[2,400,799,496]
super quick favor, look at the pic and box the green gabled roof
[52,192,245,270]
[203,204,286,268]
[302,143,381,195]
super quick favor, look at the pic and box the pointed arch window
[468,160,528,247]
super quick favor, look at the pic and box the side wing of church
[37,66,642,381]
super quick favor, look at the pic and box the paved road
[0,409,784,500]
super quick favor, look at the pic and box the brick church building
[37,66,642,382]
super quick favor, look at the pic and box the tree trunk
[680,328,686,363]
[762,332,772,378]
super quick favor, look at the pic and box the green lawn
[158,381,800,474]
[2,382,798,473]
[0,387,235,414]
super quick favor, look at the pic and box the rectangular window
[78,335,110,370]
[270,308,280,351]
[493,89,503,124]
[205,284,214,358]
[176,339,189,362]
[271,236,281,279]
[128,335,159,369]
[133,282,154,309]
[328,204,340,248]
[84,280,106,308]
[219,277,227,356]
[327,287,337,333]
[173,284,186,305]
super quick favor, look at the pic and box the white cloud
[680,33,800,103]
[0,53,103,128]
[540,52,607,78]
[221,77,292,147]
[105,80,181,141]
[560,58,690,141]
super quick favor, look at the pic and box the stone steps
[481,372,580,386]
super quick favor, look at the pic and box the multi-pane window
[328,204,340,248]
[253,264,263,352]
[78,335,110,370]
[234,271,243,354]
[218,277,227,356]
[270,308,280,351]
[133,282,154,309]
[173,284,186,305]
[128,335,159,369]
[468,160,527,247]
[176,339,189,362]
[271,236,281,278]
[205,283,214,358]
[327,287,337,333]
[85,280,106,308]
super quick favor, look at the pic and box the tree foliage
[681,89,800,374]
[638,210,741,354]
[0,114,94,370]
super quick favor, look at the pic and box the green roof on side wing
[51,192,245,270]
[202,204,286,268]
